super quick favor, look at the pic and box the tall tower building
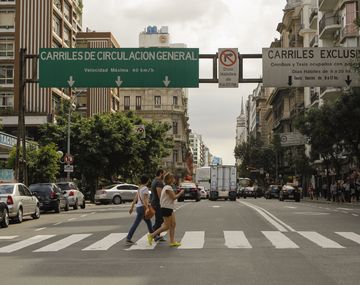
[0,0,83,136]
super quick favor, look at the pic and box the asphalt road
[0,198,360,285]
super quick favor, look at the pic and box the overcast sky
[82,0,286,164]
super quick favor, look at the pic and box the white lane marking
[82,233,127,251]
[262,231,299,249]
[67,218,76,221]
[178,231,205,249]
[53,222,63,226]
[336,208,353,211]
[284,206,297,209]
[0,236,18,240]
[212,206,221,208]
[336,232,360,245]
[0,235,55,253]
[34,234,91,252]
[352,214,359,217]
[80,214,88,218]
[293,212,329,216]
[35,227,46,232]
[126,233,159,251]
[240,201,288,232]
[224,231,252,248]
[298,231,344,248]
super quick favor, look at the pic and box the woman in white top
[126,175,153,245]
[147,172,184,247]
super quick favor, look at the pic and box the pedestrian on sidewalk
[336,180,345,203]
[147,172,184,247]
[126,175,153,245]
[150,169,166,241]
[308,184,314,200]
[330,181,337,202]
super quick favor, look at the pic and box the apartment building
[119,26,191,179]
[0,0,83,137]
[75,31,121,117]
[189,132,203,168]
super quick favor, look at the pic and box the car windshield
[29,184,52,191]
[239,178,252,187]
[0,185,14,194]
[57,183,73,190]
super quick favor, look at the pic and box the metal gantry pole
[67,87,72,181]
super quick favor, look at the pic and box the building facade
[0,0,83,136]
[75,31,121,117]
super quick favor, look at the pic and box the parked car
[94,183,139,205]
[0,201,9,228]
[264,185,281,199]
[237,178,252,198]
[279,184,301,202]
[198,186,208,199]
[56,182,85,210]
[0,183,40,223]
[177,182,201,202]
[29,183,69,213]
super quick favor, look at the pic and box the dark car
[264,185,281,199]
[0,201,9,228]
[279,184,301,202]
[177,182,201,202]
[29,183,69,213]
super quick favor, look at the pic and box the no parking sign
[218,48,239,88]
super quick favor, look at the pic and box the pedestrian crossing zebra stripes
[0,231,359,253]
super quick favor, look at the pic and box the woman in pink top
[147,172,184,247]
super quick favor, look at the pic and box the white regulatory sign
[262,47,360,87]
[64,165,74,173]
[279,132,307,147]
[218,48,239,88]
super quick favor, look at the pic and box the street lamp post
[66,95,71,181]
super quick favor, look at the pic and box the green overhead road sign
[39,48,199,88]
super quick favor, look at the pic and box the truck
[209,165,237,201]
[195,167,211,192]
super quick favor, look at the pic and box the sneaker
[169,241,181,247]
[154,236,166,242]
[147,234,153,246]
[126,240,136,245]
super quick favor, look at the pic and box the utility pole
[66,86,73,181]
[15,48,28,184]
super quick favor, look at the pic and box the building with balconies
[0,0,83,139]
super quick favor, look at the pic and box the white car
[0,183,40,223]
[198,186,208,199]
[56,182,85,210]
[94,184,139,205]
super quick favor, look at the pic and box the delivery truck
[209,165,237,201]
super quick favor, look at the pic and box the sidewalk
[302,197,360,208]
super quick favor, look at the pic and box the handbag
[137,188,155,220]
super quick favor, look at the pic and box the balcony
[309,9,318,30]
[340,24,359,42]
[320,87,342,104]
[310,35,319,47]
[120,104,185,113]
[319,14,341,40]
[319,0,339,12]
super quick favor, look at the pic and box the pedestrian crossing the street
[0,230,359,254]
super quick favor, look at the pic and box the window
[136,96,142,110]
[173,121,178,135]
[64,1,71,22]
[0,91,14,107]
[0,65,14,85]
[64,27,71,46]
[53,16,61,37]
[0,9,15,30]
[173,96,178,106]
[173,150,178,163]
[0,37,14,58]
[0,0,16,2]
[53,0,62,10]
[124,96,130,110]
[154,96,161,107]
